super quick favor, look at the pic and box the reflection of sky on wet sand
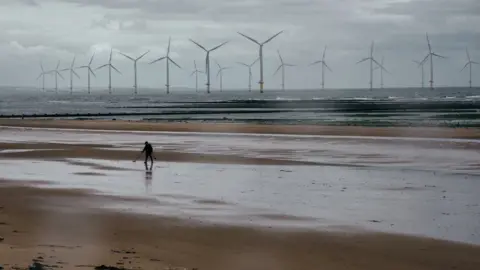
[1,157,480,245]
[2,127,480,175]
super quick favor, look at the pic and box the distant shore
[1,119,480,139]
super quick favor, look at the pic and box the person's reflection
[144,162,153,194]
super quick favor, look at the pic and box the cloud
[0,0,478,90]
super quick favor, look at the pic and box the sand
[1,120,480,269]
[2,119,480,139]
[1,182,479,270]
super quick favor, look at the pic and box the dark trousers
[144,153,153,163]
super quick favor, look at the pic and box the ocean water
[1,87,480,127]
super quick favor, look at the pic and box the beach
[1,120,480,269]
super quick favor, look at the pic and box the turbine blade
[56,61,60,69]
[277,50,283,64]
[461,62,469,72]
[167,37,171,55]
[217,69,221,78]
[109,48,113,62]
[373,59,389,73]
[77,66,87,69]
[111,65,121,74]
[262,30,283,45]
[273,65,282,76]
[149,56,166,64]
[413,60,421,66]
[168,57,181,69]
[60,68,69,71]
[194,60,197,69]
[210,41,228,52]
[57,71,64,79]
[189,39,208,51]
[215,59,221,69]
[71,56,76,68]
[420,54,430,65]
[96,64,109,70]
[73,70,81,79]
[310,60,322,66]
[323,46,327,60]
[237,32,260,45]
[89,67,97,77]
[324,62,332,72]
[36,73,42,80]
[471,61,480,65]
[190,70,196,77]
[356,58,370,64]
[119,52,135,61]
[466,47,471,61]
[237,62,248,67]
[432,53,446,59]
[426,33,432,52]
[251,57,259,66]
[89,52,95,65]
[137,50,150,61]
[40,62,44,72]
[285,64,295,67]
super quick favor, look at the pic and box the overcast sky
[0,0,479,92]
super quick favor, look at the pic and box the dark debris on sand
[94,266,129,270]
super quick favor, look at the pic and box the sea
[1,87,480,127]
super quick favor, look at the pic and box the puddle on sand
[1,158,480,245]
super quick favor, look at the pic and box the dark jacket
[142,143,153,155]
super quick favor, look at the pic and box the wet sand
[1,121,480,268]
[1,183,480,270]
[2,119,480,139]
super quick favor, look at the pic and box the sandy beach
[1,120,480,269]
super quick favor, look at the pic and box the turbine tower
[273,50,295,91]
[120,50,149,94]
[47,61,64,93]
[237,31,283,93]
[190,60,204,93]
[150,37,181,94]
[461,47,478,88]
[237,58,259,92]
[375,56,386,89]
[413,58,427,88]
[356,41,387,90]
[96,49,121,94]
[189,39,228,94]
[215,60,230,92]
[422,33,446,90]
[36,62,47,91]
[77,52,96,94]
[310,46,332,90]
[60,56,81,94]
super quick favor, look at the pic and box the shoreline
[2,119,480,139]
[1,182,479,270]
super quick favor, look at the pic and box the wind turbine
[215,60,230,92]
[310,46,332,90]
[36,61,47,91]
[373,56,387,89]
[190,60,204,93]
[189,39,228,94]
[461,47,478,88]
[413,58,427,88]
[422,33,446,90]
[60,56,81,94]
[237,58,259,92]
[120,50,149,94]
[237,31,283,93]
[356,41,387,90]
[47,61,64,93]
[77,52,96,94]
[273,50,295,91]
[96,49,121,94]
[150,37,181,94]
